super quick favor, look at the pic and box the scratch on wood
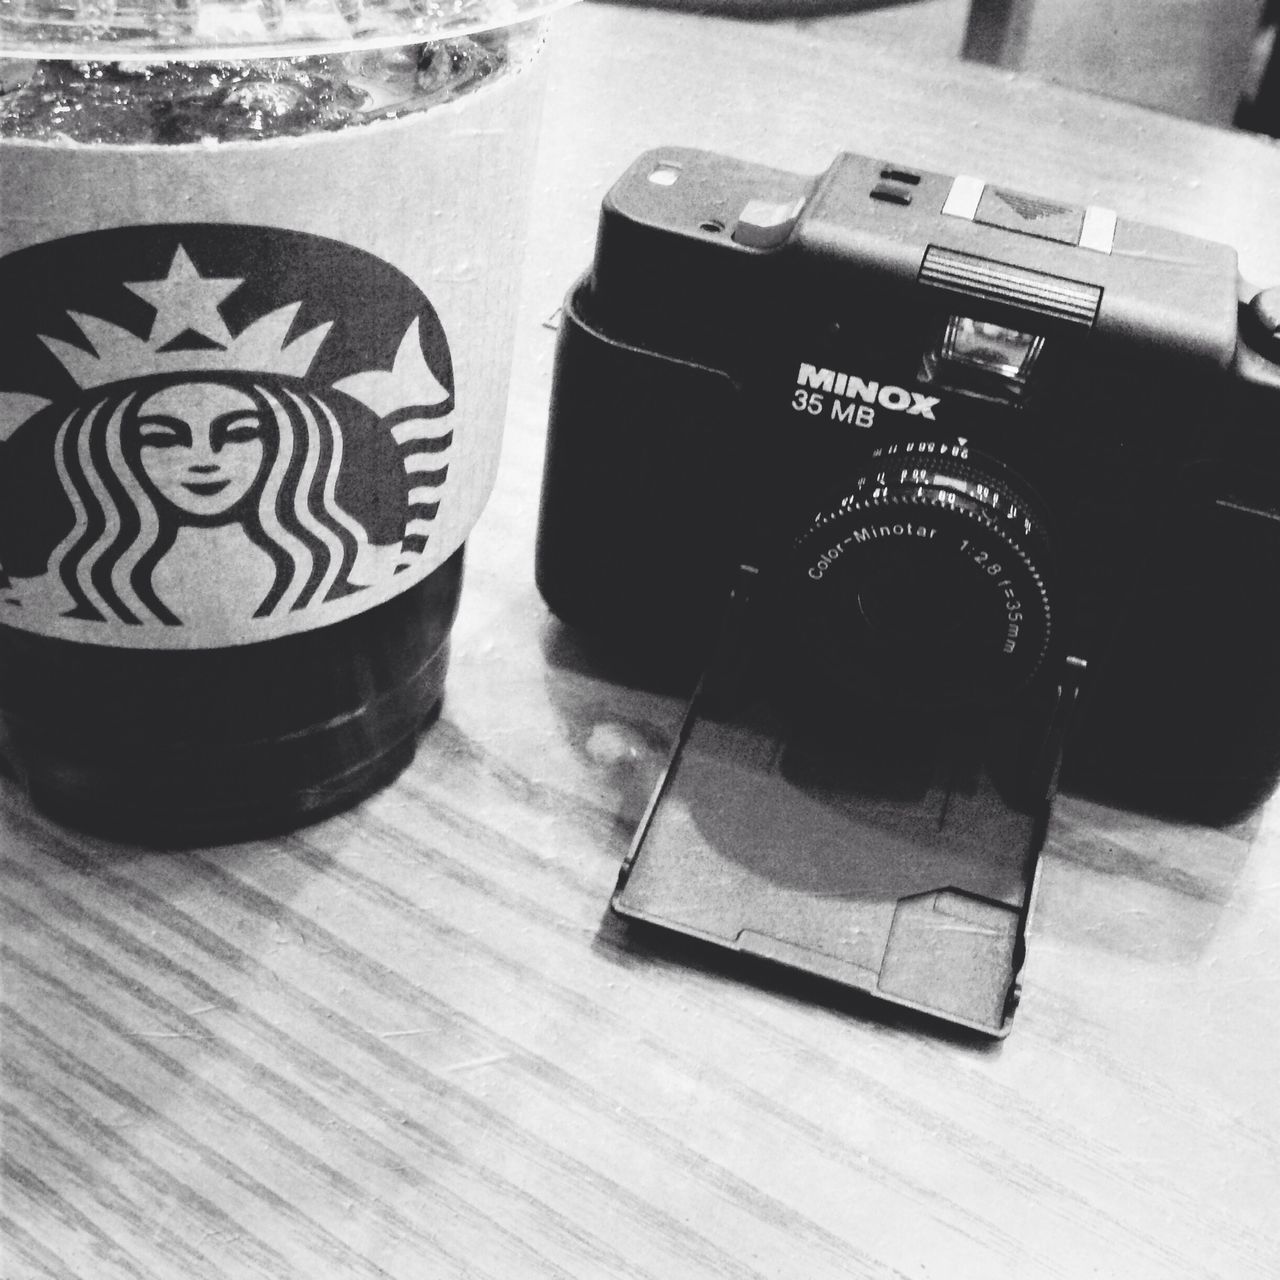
[441,1054,511,1072]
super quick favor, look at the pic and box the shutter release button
[732,196,805,249]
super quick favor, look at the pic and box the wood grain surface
[5,5,1280,1277]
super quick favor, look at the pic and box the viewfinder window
[942,316,1044,385]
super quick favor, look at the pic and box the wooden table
[5,4,1280,1276]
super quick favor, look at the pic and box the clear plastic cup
[0,0,570,841]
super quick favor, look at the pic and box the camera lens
[792,441,1055,706]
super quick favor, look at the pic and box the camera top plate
[596,147,1239,368]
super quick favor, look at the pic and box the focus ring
[793,442,1055,705]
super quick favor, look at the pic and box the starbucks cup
[0,0,569,841]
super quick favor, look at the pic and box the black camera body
[539,147,1280,820]
[536,148,1280,1032]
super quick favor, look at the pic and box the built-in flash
[648,163,681,187]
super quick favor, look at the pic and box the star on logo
[37,245,332,387]
[127,246,242,349]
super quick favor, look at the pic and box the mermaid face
[135,382,267,519]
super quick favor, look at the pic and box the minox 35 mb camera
[536,147,1280,1034]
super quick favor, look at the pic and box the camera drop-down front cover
[612,571,1081,1036]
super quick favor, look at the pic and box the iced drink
[0,4,562,840]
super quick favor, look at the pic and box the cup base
[0,549,464,845]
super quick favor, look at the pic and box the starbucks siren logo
[0,226,456,639]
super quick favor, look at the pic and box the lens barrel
[792,441,1054,706]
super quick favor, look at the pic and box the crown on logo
[0,243,450,443]
[41,246,333,387]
